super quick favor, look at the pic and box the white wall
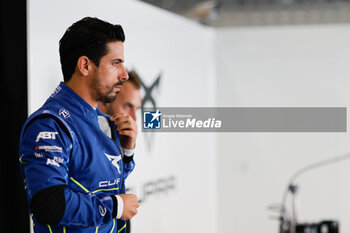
[28,0,216,233]
[215,25,350,233]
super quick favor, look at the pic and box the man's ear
[76,56,90,76]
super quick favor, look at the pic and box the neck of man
[65,74,98,109]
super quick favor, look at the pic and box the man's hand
[118,194,140,220]
[110,113,138,149]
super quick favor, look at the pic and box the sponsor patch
[36,131,58,142]
[104,153,121,174]
[46,158,60,167]
[59,109,70,119]
[99,205,107,216]
[35,145,63,153]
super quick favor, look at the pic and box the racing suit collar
[58,82,99,121]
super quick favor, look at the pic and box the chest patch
[104,153,121,174]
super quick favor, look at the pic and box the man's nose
[120,64,129,81]
[130,109,137,121]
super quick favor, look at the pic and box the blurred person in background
[98,69,142,233]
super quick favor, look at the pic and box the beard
[92,75,124,104]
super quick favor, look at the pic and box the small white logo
[35,145,63,153]
[46,158,60,167]
[50,86,62,98]
[34,152,44,158]
[36,131,58,142]
[99,178,121,188]
[105,153,122,174]
[99,205,107,216]
[59,109,70,119]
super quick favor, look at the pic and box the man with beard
[18,17,139,233]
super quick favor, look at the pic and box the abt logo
[36,131,58,142]
[143,110,161,129]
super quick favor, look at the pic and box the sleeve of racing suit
[111,122,135,180]
[122,153,135,180]
[20,117,115,227]
[122,147,135,180]
[122,148,134,163]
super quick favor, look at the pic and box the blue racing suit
[19,82,135,233]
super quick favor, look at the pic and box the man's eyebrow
[112,58,124,63]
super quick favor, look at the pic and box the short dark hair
[127,70,142,89]
[59,17,125,82]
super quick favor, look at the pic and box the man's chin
[100,94,117,104]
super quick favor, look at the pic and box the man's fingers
[116,121,133,131]
[112,115,137,131]
[118,129,135,138]
[118,194,140,220]
[110,113,129,122]
[110,113,138,149]
[115,118,137,133]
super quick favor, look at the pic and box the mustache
[115,80,124,87]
